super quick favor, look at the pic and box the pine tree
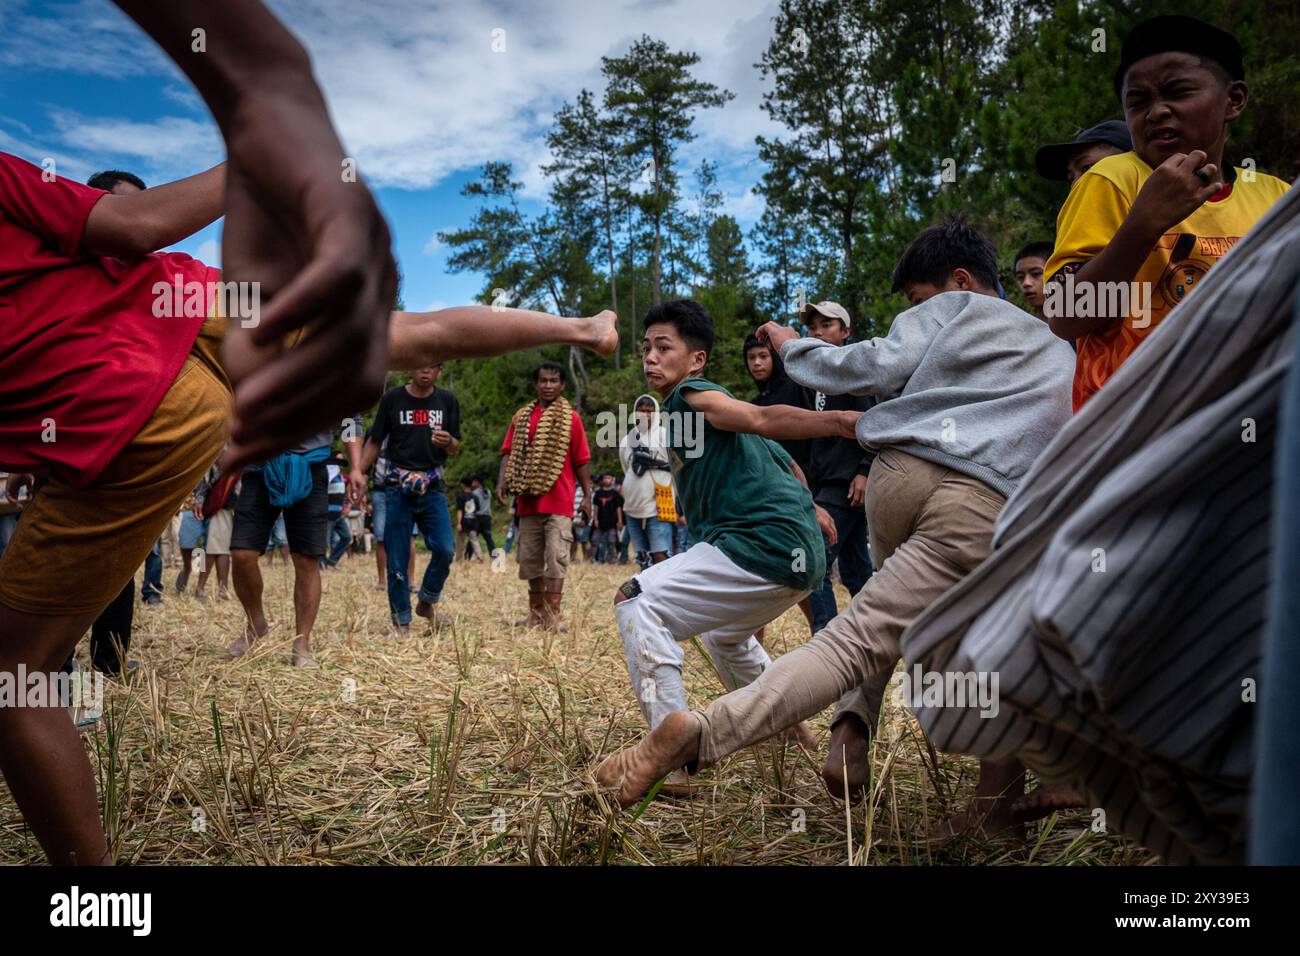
[602,35,734,307]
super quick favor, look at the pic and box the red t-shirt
[500,404,590,517]
[0,152,218,487]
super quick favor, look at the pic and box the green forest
[371,0,1299,485]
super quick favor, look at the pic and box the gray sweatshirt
[780,291,1075,497]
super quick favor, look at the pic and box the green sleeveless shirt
[663,378,825,592]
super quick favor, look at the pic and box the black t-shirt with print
[592,487,623,529]
[368,385,461,472]
[456,491,478,530]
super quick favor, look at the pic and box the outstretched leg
[597,476,1000,807]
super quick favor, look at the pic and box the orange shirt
[1046,151,1289,411]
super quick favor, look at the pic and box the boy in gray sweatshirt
[596,220,1076,828]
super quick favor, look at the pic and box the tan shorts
[0,313,231,616]
[517,513,572,580]
[205,506,235,555]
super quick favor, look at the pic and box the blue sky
[0,0,783,314]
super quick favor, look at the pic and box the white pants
[615,541,809,728]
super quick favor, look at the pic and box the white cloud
[46,112,222,169]
[723,185,765,226]
[194,238,221,268]
[5,0,783,194]
[0,0,173,78]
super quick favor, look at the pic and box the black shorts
[230,464,329,556]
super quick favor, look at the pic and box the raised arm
[760,313,937,400]
[1048,151,1224,340]
[682,388,857,442]
[111,0,398,473]
[388,307,617,370]
[82,164,226,260]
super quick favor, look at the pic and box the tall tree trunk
[841,207,855,321]
[602,181,620,369]
[651,148,663,306]
[626,201,638,349]
[568,346,589,411]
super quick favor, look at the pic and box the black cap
[1034,120,1133,182]
[1113,15,1244,98]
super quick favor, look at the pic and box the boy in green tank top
[610,299,859,792]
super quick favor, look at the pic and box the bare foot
[785,721,817,750]
[291,645,317,669]
[587,310,618,356]
[929,797,1023,843]
[595,711,702,807]
[227,622,268,659]
[821,713,873,802]
[1010,783,1086,823]
[657,769,695,799]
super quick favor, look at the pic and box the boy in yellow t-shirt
[1044,15,1290,411]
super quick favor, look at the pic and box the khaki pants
[516,513,572,580]
[0,313,230,616]
[161,512,182,567]
[694,448,1005,766]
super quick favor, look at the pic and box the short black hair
[461,477,473,488]
[742,332,769,355]
[643,299,714,357]
[634,396,656,409]
[87,170,146,191]
[532,361,566,383]
[1014,241,1054,266]
[891,216,1000,294]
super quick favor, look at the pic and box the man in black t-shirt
[356,365,461,631]
[590,472,623,564]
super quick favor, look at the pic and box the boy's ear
[950,267,975,290]
[1224,80,1248,124]
[690,349,708,376]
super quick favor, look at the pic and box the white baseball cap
[800,300,851,332]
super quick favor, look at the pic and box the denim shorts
[178,510,207,550]
[372,488,387,542]
[626,515,673,554]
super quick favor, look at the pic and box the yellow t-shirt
[1045,151,1290,410]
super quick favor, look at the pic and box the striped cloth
[900,185,1299,864]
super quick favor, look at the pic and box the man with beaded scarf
[497,362,592,629]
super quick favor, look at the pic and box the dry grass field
[0,549,1153,865]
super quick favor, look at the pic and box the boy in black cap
[1044,14,1290,411]
[1034,119,1132,186]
